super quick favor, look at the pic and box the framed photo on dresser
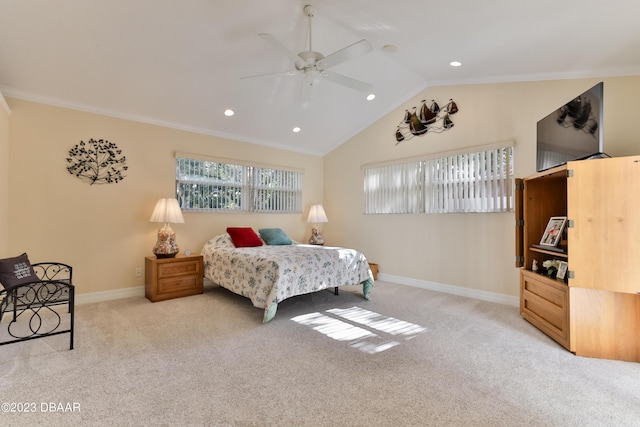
[556,261,568,281]
[540,216,567,247]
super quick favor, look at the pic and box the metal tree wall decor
[395,98,459,144]
[66,138,128,185]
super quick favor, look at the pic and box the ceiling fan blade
[299,76,314,103]
[240,70,295,80]
[258,33,305,68]
[317,39,373,70]
[322,72,373,93]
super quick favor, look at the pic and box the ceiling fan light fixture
[254,4,374,103]
[304,5,317,18]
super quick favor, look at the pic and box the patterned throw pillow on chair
[0,253,37,290]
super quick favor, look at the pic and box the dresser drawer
[520,269,571,350]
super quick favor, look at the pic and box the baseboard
[75,286,145,305]
[73,276,519,307]
[377,272,519,307]
[74,280,217,305]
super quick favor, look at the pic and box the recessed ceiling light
[224,109,235,116]
[292,127,301,133]
[366,93,376,101]
[382,45,397,53]
[450,61,462,67]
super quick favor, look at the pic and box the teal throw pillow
[258,228,292,245]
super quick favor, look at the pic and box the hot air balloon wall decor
[395,99,459,144]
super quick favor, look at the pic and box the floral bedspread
[201,234,374,322]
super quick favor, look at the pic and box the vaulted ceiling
[2,0,639,155]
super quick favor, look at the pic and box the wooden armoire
[516,155,640,362]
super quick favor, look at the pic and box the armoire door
[567,155,640,294]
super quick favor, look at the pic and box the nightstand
[369,263,378,280]
[145,254,204,302]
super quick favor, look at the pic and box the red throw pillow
[226,227,263,247]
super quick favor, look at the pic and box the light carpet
[1,281,639,426]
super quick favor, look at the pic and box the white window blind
[364,143,514,214]
[364,161,424,214]
[176,156,302,213]
[250,167,303,213]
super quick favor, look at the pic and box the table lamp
[149,198,185,258]
[307,204,328,245]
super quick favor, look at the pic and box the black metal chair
[0,263,74,350]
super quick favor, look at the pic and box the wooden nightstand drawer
[157,259,201,278]
[145,255,203,302]
[158,275,201,295]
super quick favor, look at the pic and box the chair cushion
[0,253,38,290]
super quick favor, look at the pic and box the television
[536,82,605,172]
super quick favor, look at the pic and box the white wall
[323,77,640,298]
[6,98,323,295]
[6,76,640,301]
[0,92,9,257]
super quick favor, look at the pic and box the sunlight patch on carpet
[289,312,376,341]
[327,307,427,339]
[291,307,427,354]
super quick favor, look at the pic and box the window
[363,142,514,214]
[175,154,302,213]
[363,161,425,214]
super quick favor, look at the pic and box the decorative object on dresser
[307,204,328,245]
[539,216,567,247]
[556,261,568,281]
[515,155,640,362]
[542,259,562,279]
[149,198,185,258]
[145,254,203,302]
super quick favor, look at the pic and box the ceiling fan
[244,4,374,102]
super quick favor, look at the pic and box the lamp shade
[307,205,328,224]
[149,198,185,224]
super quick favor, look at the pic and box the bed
[201,229,374,323]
